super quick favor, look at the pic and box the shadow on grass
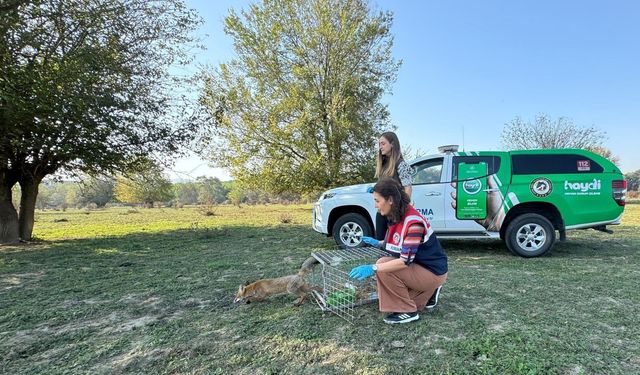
[0,224,344,374]
[2,224,636,314]
[441,229,638,259]
[2,224,331,295]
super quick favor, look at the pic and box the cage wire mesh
[308,246,388,323]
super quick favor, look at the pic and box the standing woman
[374,132,414,240]
[350,177,448,324]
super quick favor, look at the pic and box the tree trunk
[0,180,19,244]
[18,175,41,241]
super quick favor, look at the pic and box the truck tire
[505,213,556,257]
[332,213,372,248]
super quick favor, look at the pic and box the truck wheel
[505,213,555,257]
[332,213,372,248]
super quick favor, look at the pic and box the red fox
[234,256,320,306]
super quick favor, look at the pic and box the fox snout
[233,296,250,304]
[234,284,251,304]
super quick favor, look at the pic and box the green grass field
[1,204,639,374]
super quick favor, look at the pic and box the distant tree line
[19,164,638,211]
[11,176,309,211]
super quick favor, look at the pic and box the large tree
[0,0,202,242]
[199,0,400,195]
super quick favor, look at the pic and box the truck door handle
[424,192,442,196]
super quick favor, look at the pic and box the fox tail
[298,256,319,276]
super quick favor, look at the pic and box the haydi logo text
[564,179,601,192]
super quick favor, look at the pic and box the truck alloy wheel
[332,213,372,248]
[505,213,556,257]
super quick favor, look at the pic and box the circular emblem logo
[530,178,552,198]
[462,179,483,195]
[393,233,400,243]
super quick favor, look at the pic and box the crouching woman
[349,177,448,324]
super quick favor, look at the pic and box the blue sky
[171,0,640,180]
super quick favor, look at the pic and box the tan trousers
[375,257,448,313]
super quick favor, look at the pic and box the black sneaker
[383,312,419,324]
[426,286,442,310]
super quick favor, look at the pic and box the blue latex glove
[366,186,374,193]
[349,264,375,280]
[360,236,380,247]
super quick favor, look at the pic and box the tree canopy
[115,162,173,206]
[0,0,203,242]
[501,114,607,150]
[625,170,640,192]
[500,114,620,165]
[199,0,400,195]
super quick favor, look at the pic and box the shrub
[279,213,293,224]
[198,203,217,216]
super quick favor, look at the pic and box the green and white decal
[456,162,487,220]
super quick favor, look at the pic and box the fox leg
[291,284,323,306]
[249,295,265,302]
[293,291,306,306]
[288,278,308,306]
[298,284,322,294]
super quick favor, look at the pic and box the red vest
[384,205,434,255]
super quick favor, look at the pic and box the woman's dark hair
[373,177,411,224]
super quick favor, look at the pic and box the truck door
[411,157,446,229]
[446,153,510,232]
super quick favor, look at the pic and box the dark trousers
[375,212,388,241]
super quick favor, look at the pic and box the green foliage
[173,182,200,205]
[227,184,245,206]
[196,176,229,204]
[1,0,203,174]
[114,162,173,205]
[626,169,640,191]
[35,181,69,209]
[76,176,115,207]
[0,0,203,240]
[174,177,230,205]
[501,114,607,150]
[200,0,400,194]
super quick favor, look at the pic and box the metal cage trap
[308,246,388,323]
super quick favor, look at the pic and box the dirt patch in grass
[1,271,45,290]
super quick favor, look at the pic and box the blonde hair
[375,132,403,179]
